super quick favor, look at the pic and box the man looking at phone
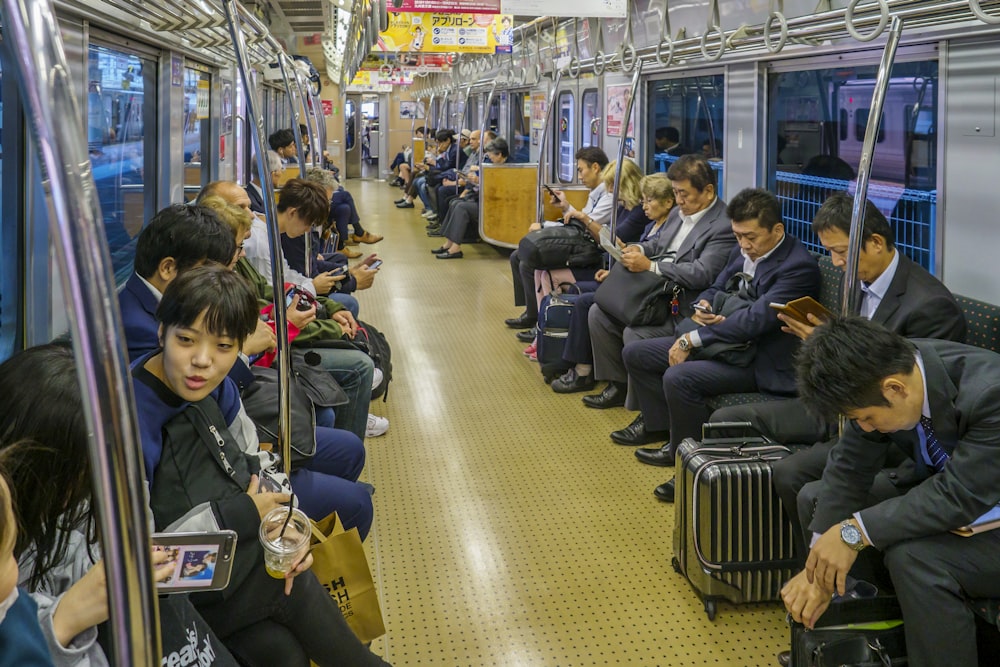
[623,188,820,482]
[706,193,966,563]
[505,146,612,332]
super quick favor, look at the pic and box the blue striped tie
[919,416,949,472]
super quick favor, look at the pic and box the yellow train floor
[348,179,787,666]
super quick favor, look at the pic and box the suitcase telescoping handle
[700,421,776,448]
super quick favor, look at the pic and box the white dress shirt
[243,215,317,297]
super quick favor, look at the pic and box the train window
[0,51,19,361]
[487,95,500,135]
[87,43,157,285]
[508,91,530,163]
[182,66,211,196]
[581,89,600,149]
[555,90,574,183]
[345,98,356,151]
[854,109,886,143]
[768,61,938,271]
[646,75,725,194]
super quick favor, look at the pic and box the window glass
[0,52,16,362]
[487,96,500,135]
[768,61,938,271]
[87,44,156,285]
[508,92,530,163]
[647,75,725,196]
[581,89,600,148]
[555,91,574,183]
[345,98,356,151]
[183,67,210,198]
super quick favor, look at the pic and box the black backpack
[518,220,603,271]
[357,321,393,401]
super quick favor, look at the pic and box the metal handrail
[843,16,904,317]
[223,0,293,478]
[535,69,563,222]
[609,61,643,245]
[2,0,160,663]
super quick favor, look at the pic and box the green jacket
[235,258,345,343]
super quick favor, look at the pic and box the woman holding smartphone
[0,343,239,666]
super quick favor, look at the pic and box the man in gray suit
[782,317,1000,667]
[703,194,966,546]
[581,155,736,419]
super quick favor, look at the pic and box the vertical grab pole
[290,63,319,275]
[477,79,500,233]
[292,65,319,169]
[276,51,307,177]
[1,0,160,663]
[535,69,563,221]
[610,61,643,244]
[225,1,294,478]
[842,16,903,317]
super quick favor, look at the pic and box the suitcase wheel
[704,599,717,621]
[671,557,682,574]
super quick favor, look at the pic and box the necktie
[919,415,949,472]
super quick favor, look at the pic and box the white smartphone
[152,531,238,594]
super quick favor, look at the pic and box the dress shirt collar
[863,249,899,306]
[680,197,716,227]
[137,274,163,302]
[741,233,786,277]
[914,350,931,419]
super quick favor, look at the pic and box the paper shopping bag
[310,512,386,643]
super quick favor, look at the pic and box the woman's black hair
[0,342,96,589]
[156,264,259,346]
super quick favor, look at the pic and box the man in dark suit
[654,126,689,157]
[782,317,1000,667]
[584,154,735,411]
[706,194,966,553]
[623,189,820,484]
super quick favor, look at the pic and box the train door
[344,93,362,178]
[182,63,212,199]
[507,89,531,163]
[554,88,574,183]
[581,87,601,150]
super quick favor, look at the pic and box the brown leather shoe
[341,246,362,259]
[344,237,360,246]
[352,232,383,244]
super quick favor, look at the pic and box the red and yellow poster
[379,13,513,54]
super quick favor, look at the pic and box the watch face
[841,523,861,545]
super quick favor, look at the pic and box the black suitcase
[789,596,906,667]
[536,287,580,383]
[672,422,801,620]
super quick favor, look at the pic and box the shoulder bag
[593,260,683,328]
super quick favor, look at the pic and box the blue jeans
[306,346,373,441]
[415,176,432,210]
[326,293,360,319]
[290,426,373,539]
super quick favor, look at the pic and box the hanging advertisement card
[606,85,634,137]
[389,0,501,13]
[380,13,513,54]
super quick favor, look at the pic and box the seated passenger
[245,149,285,214]
[624,188,820,493]
[782,317,1000,667]
[653,126,689,157]
[583,154,735,410]
[430,138,509,260]
[131,265,389,666]
[708,194,966,549]
[0,471,55,667]
[547,170,668,389]
[200,181,384,441]
[505,146,613,334]
[0,343,239,666]
[269,128,298,165]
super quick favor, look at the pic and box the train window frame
[85,36,159,286]
[507,89,530,163]
[182,62,212,197]
[766,47,940,273]
[554,89,575,184]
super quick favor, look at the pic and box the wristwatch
[677,335,692,352]
[840,520,866,551]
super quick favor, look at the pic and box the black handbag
[791,596,907,667]
[518,220,603,271]
[675,272,758,367]
[593,261,683,327]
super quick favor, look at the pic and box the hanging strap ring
[620,43,638,73]
[971,0,1000,24]
[593,50,606,75]
[700,24,726,62]
[845,0,890,42]
[655,35,675,67]
[567,55,581,79]
[763,11,788,53]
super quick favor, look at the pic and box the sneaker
[421,209,435,218]
[366,413,389,438]
[371,367,384,391]
[523,342,537,357]
[395,201,415,209]
[393,198,407,205]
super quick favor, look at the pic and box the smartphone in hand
[367,259,383,270]
[692,303,713,313]
[152,531,237,594]
[544,184,559,198]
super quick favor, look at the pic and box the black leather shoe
[610,415,669,446]
[395,201,415,209]
[582,382,626,409]
[635,444,675,466]
[431,247,448,255]
[515,327,538,343]
[653,478,675,502]
[776,650,790,667]
[551,368,596,394]
[435,251,463,259]
[427,229,443,237]
[505,312,536,329]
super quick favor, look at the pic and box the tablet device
[152,531,237,594]
[769,296,833,326]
